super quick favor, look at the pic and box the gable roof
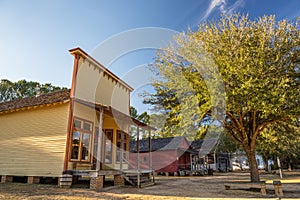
[190,138,220,155]
[0,90,70,113]
[130,136,221,155]
[130,136,189,153]
[190,139,204,150]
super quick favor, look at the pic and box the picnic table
[224,181,267,195]
[225,179,300,196]
[270,179,300,197]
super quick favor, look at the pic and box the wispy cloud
[202,0,226,21]
[226,0,245,15]
[201,0,245,22]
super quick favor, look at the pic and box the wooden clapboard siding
[73,101,98,125]
[74,55,131,115]
[129,137,191,173]
[0,102,69,177]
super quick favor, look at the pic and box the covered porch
[61,98,155,188]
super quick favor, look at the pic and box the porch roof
[73,97,156,131]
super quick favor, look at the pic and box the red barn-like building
[129,136,192,175]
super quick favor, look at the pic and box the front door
[92,128,114,169]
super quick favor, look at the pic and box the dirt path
[109,172,300,199]
[0,172,299,199]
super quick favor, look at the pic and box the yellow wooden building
[0,48,154,188]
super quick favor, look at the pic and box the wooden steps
[123,172,155,188]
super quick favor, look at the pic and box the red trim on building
[64,54,80,171]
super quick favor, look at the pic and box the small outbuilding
[129,136,192,175]
[190,139,232,172]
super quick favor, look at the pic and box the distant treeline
[0,79,68,102]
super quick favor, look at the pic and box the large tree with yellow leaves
[145,14,300,182]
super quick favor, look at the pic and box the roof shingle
[130,136,188,152]
[0,89,70,113]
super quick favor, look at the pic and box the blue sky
[0,0,299,112]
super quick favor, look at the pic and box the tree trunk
[288,162,292,171]
[246,150,260,182]
[287,157,292,171]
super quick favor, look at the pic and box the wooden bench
[272,180,300,197]
[224,181,267,195]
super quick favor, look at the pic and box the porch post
[148,129,155,183]
[137,126,140,188]
[120,128,124,171]
[96,107,103,175]
[190,153,193,171]
[148,129,152,171]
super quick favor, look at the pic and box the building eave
[0,100,70,115]
[0,90,71,114]
[73,97,155,130]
